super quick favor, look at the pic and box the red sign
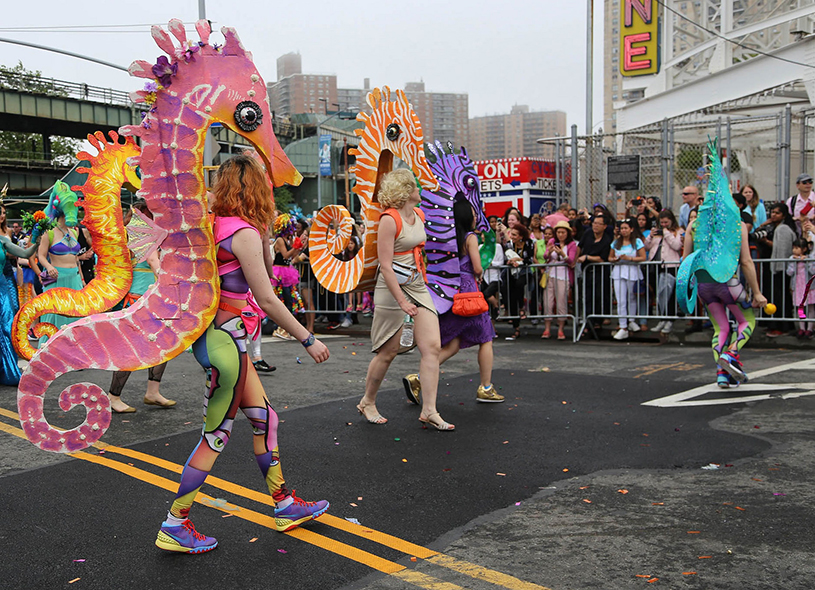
[474,158,571,192]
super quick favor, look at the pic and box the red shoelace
[289,490,316,507]
[183,520,206,540]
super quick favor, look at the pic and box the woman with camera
[761,203,796,337]
[644,210,683,334]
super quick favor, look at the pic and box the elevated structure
[611,0,815,131]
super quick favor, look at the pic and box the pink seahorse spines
[195,21,211,45]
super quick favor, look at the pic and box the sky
[0,0,606,134]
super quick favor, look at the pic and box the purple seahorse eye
[464,176,477,190]
[234,101,263,132]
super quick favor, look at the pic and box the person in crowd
[626,196,650,221]
[10,222,22,244]
[567,208,578,221]
[402,199,501,405]
[577,214,613,334]
[742,184,766,229]
[332,232,361,329]
[682,207,708,334]
[503,223,535,341]
[609,219,646,340]
[529,213,544,242]
[645,209,683,334]
[76,218,96,285]
[678,185,702,229]
[271,213,304,340]
[502,207,524,230]
[481,235,505,328]
[0,226,39,385]
[786,237,815,339]
[763,202,797,337]
[636,212,652,242]
[498,207,525,248]
[786,173,815,235]
[107,200,178,413]
[542,220,576,340]
[155,155,330,554]
[357,169,452,431]
[294,223,315,334]
[38,200,90,339]
[645,196,663,218]
[592,203,616,238]
[633,212,653,329]
[16,233,38,306]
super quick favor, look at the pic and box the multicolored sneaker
[718,351,747,382]
[155,519,218,554]
[274,491,329,532]
[476,384,505,403]
[717,369,730,389]
[402,374,422,405]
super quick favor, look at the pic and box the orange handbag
[452,291,489,317]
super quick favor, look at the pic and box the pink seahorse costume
[17,20,301,453]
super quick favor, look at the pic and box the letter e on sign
[620,0,659,77]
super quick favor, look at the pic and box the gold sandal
[419,412,455,431]
[357,402,387,425]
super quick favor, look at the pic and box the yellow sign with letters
[620,0,660,77]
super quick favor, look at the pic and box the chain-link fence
[554,106,815,219]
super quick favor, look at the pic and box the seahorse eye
[234,101,263,131]
[386,123,401,142]
[464,176,477,190]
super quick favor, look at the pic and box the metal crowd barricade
[574,258,799,341]
[493,262,579,342]
[292,256,804,340]
[293,262,355,321]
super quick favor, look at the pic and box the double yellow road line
[0,406,550,590]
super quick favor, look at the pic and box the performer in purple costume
[403,143,503,404]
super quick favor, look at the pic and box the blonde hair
[377,168,416,209]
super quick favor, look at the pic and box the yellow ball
[765,303,777,315]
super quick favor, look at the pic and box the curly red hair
[211,155,276,232]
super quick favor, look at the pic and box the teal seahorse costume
[677,139,755,387]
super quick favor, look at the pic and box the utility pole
[586,0,593,135]
[198,0,206,19]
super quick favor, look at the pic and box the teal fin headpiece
[676,138,742,313]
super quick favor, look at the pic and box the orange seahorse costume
[12,130,138,360]
[308,87,438,293]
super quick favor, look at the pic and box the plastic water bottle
[400,315,414,347]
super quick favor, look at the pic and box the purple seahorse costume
[421,141,494,348]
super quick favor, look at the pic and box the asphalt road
[1,326,814,589]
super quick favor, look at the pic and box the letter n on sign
[620,0,660,77]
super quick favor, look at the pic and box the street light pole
[199,0,206,19]
[586,0,593,135]
[317,111,343,210]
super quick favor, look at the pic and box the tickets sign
[620,0,660,77]
[474,158,570,193]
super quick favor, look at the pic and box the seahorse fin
[126,209,169,264]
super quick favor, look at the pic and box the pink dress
[787,257,815,306]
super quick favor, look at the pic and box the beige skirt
[370,273,437,352]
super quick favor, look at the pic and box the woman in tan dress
[356,169,453,431]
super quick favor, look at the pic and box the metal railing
[286,257,809,341]
[0,70,132,107]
